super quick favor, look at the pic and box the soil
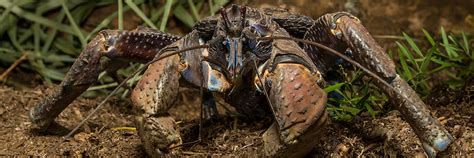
[1,0,474,157]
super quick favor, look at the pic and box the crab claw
[261,63,328,157]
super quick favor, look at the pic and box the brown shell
[267,63,327,143]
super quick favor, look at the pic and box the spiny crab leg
[29,29,179,132]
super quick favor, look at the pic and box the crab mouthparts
[226,37,243,78]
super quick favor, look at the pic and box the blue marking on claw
[433,135,452,151]
[207,73,223,92]
[421,134,453,157]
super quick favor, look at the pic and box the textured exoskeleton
[29,4,453,157]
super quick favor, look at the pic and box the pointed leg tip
[422,133,454,157]
[29,106,48,127]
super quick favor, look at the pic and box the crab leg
[312,12,453,156]
[29,28,179,131]
[132,30,233,155]
[132,51,182,156]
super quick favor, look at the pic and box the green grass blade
[364,103,378,117]
[53,40,78,56]
[70,3,95,24]
[32,23,51,82]
[440,27,457,60]
[33,24,40,53]
[42,68,66,81]
[397,45,414,83]
[208,0,214,16]
[0,1,13,24]
[403,32,423,57]
[42,11,65,53]
[36,0,61,14]
[355,92,370,108]
[18,28,33,44]
[0,48,16,53]
[85,8,129,41]
[420,48,433,74]
[324,82,345,93]
[118,0,123,30]
[196,0,205,10]
[212,0,229,11]
[440,43,463,61]
[160,0,173,31]
[61,0,87,48]
[429,57,453,74]
[461,32,470,57]
[422,29,436,47]
[125,0,158,29]
[173,5,195,28]
[150,3,166,23]
[87,82,119,91]
[340,105,361,116]
[335,89,350,101]
[448,36,461,59]
[7,26,24,52]
[397,42,420,72]
[187,0,200,21]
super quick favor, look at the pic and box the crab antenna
[252,59,277,119]
[257,35,412,106]
[220,7,230,30]
[65,44,209,138]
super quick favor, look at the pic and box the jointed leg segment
[132,53,182,155]
[29,28,179,131]
[308,12,453,156]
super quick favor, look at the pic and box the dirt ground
[1,0,474,157]
[0,82,473,157]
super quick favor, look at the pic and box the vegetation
[327,28,473,121]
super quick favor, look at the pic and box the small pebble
[335,143,349,156]
[453,125,464,138]
[414,152,427,158]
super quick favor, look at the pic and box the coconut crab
[29,4,453,157]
